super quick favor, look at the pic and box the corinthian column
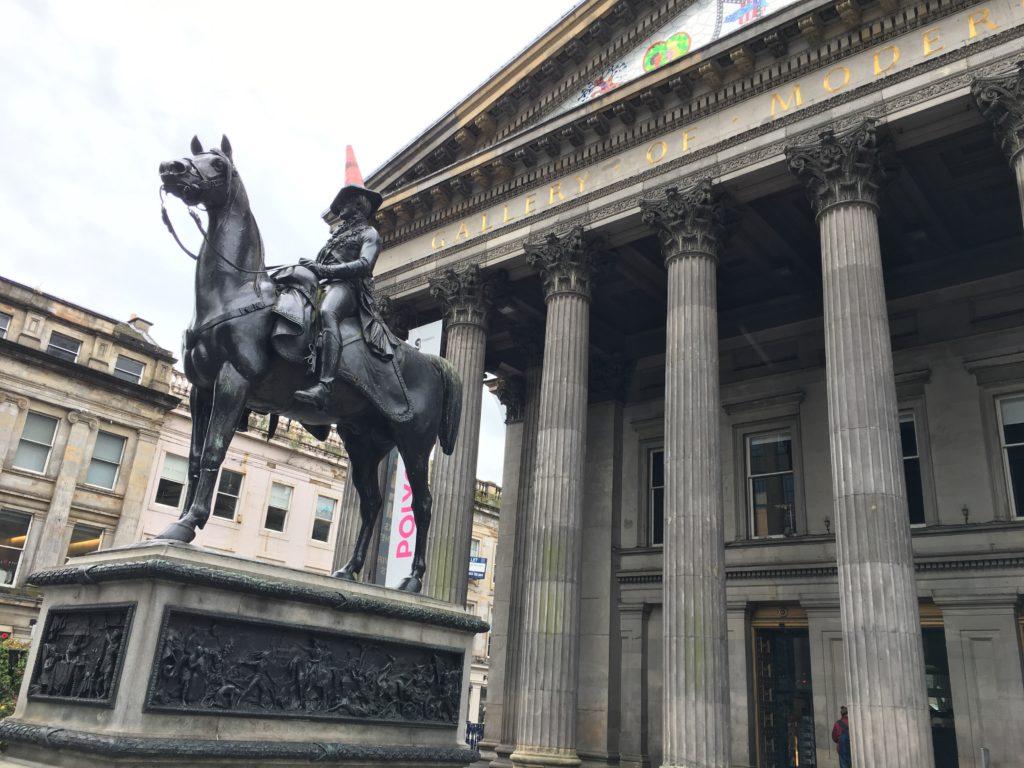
[26,410,98,574]
[641,181,729,768]
[972,62,1024,228]
[512,228,597,768]
[425,265,498,604]
[787,120,935,768]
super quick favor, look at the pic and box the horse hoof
[153,520,197,543]
[332,569,357,582]
[397,576,422,594]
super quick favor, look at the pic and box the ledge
[0,720,478,764]
[28,552,489,635]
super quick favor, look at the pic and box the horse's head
[159,135,236,208]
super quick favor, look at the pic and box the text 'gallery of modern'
[354,0,1024,766]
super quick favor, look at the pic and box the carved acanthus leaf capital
[428,265,503,329]
[971,61,1024,164]
[488,375,526,424]
[589,351,635,403]
[524,226,603,301]
[640,180,726,262]
[509,322,545,369]
[786,119,894,217]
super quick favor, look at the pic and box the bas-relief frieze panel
[145,608,464,727]
[376,0,1024,295]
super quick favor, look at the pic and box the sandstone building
[0,276,178,639]
[358,1,1024,766]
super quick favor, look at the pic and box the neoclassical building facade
[357,0,1024,767]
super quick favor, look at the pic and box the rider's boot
[294,329,340,410]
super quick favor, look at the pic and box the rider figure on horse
[294,183,399,409]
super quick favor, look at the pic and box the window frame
[263,481,293,533]
[113,354,146,384]
[647,446,665,547]
[728,408,807,541]
[12,411,60,475]
[310,494,337,543]
[0,510,33,589]
[0,312,11,339]
[210,468,245,522]
[153,452,189,509]
[66,523,104,560]
[896,400,939,527]
[45,330,82,363]
[996,393,1024,520]
[745,429,797,540]
[84,430,127,490]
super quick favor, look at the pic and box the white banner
[384,322,441,589]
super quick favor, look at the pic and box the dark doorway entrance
[755,628,816,767]
[922,627,958,768]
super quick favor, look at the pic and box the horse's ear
[220,135,233,160]
[190,135,203,155]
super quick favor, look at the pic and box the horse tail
[428,354,462,455]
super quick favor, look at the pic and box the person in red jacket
[831,706,852,768]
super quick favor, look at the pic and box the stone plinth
[1,543,485,768]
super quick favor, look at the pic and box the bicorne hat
[328,146,383,216]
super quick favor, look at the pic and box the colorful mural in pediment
[555,0,802,114]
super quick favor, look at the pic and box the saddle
[268,266,413,422]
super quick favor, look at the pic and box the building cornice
[377,23,1024,300]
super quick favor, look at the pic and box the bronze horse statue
[156,135,461,593]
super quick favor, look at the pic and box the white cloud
[0,0,574,484]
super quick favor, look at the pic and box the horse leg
[155,363,249,542]
[397,449,431,594]
[182,384,212,515]
[332,435,389,581]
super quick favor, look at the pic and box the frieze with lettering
[28,604,135,707]
[145,609,464,726]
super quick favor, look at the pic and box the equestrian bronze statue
[156,135,461,593]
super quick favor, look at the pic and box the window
[312,496,336,542]
[212,469,244,520]
[12,412,58,473]
[747,432,796,537]
[470,538,481,558]
[649,448,665,546]
[264,482,292,532]
[85,431,126,489]
[46,331,81,362]
[0,312,11,339]
[155,454,188,508]
[66,524,103,558]
[900,415,926,525]
[998,395,1024,518]
[113,355,145,384]
[0,510,31,586]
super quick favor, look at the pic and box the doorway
[754,627,816,767]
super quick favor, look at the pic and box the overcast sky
[0,0,580,483]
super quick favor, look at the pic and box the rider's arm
[316,229,381,280]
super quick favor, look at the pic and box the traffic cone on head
[345,145,364,186]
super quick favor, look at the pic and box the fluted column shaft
[494,365,542,768]
[512,228,595,768]
[426,265,496,604]
[28,411,97,574]
[789,121,935,768]
[642,182,729,768]
[332,471,362,574]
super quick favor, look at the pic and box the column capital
[589,351,634,402]
[67,410,99,430]
[524,226,601,301]
[972,61,1024,164]
[489,375,526,424]
[510,322,545,370]
[376,295,418,341]
[786,118,894,218]
[640,180,726,263]
[428,264,502,329]
[0,391,29,410]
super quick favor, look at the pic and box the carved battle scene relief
[145,609,464,726]
[28,604,135,706]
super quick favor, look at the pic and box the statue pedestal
[0,543,484,767]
